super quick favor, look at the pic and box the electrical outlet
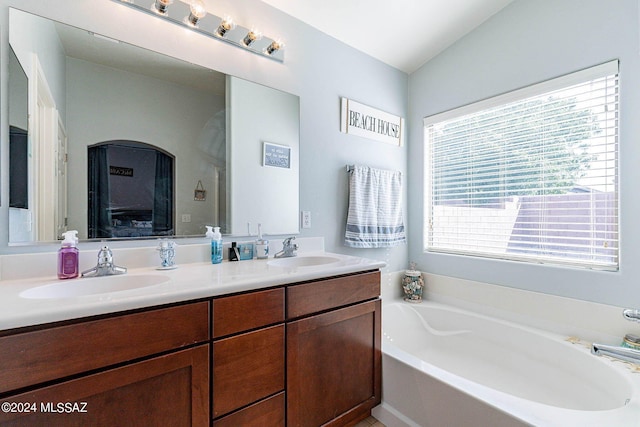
[301,211,311,229]
[181,214,191,223]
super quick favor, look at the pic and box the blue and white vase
[402,264,423,303]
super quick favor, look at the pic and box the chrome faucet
[591,307,640,363]
[623,309,640,323]
[274,237,298,258]
[591,343,640,364]
[81,246,127,277]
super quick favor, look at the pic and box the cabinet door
[0,345,209,427]
[287,300,381,427]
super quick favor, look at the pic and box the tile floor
[353,416,385,427]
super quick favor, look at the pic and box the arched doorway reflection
[88,141,174,239]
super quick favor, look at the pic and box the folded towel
[345,165,406,248]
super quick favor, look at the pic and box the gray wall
[407,0,640,306]
[0,0,408,273]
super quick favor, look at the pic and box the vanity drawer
[213,324,285,418]
[213,287,284,338]
[0,301,209,394]
[287,271,380,319]
[213,392,285,427]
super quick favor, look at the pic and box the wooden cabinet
[0,269,381,427]
[0,301,210,427]
[211,271,381,427]
[212,288,285,424]
[287,272,382,427]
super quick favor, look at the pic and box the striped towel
[345,165,406,248]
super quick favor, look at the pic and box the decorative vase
[402,263,423,303]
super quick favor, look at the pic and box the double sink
[19,255,341,300]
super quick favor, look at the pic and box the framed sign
[263,142,291,169]
[340,97,404,146]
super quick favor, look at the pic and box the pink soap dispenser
[58,230,79,279]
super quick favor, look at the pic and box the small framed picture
[263,142,291,169]
[194,180,206,201]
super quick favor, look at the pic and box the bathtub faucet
[622,308,640,323]
[591,308,640,363]
[591,343,640,364]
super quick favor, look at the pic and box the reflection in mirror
[87,142,174,239]
[8,8,300,244]
[8,46,28,208]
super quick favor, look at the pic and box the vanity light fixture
[242,28,263,47]
[186,0,206,26]
[265,39,285,55]
[113,0,285,62]
[153,0,173,15]
[215,16,236,38]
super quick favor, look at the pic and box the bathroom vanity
[0,253,383,427]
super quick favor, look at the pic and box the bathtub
[372,301,640,427]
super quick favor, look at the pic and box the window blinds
[424,60,619,270]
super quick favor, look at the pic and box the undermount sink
[267,256,341,268]
[20,274,170,299]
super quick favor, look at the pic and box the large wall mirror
[7,7,300,244]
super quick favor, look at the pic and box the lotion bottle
[58,230,79,279]
[207,226,223,264]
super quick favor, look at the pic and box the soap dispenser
[58,230,79,279]
[206,226,223,264]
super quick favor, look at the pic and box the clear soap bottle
[206,226,223,264]
[58,230,79,279]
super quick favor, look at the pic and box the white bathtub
[372,301,640,427]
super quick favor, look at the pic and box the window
[424,61,619,270]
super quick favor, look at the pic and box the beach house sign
[340,97,404,146]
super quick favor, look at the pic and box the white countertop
[0,251,385,331]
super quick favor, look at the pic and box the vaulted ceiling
[260,0,514,73]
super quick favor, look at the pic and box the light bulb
[265,39,285,55]
[187,0,207,26]
[216,16,236,38]
[154,0,173,14]
[242,28,263,47]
